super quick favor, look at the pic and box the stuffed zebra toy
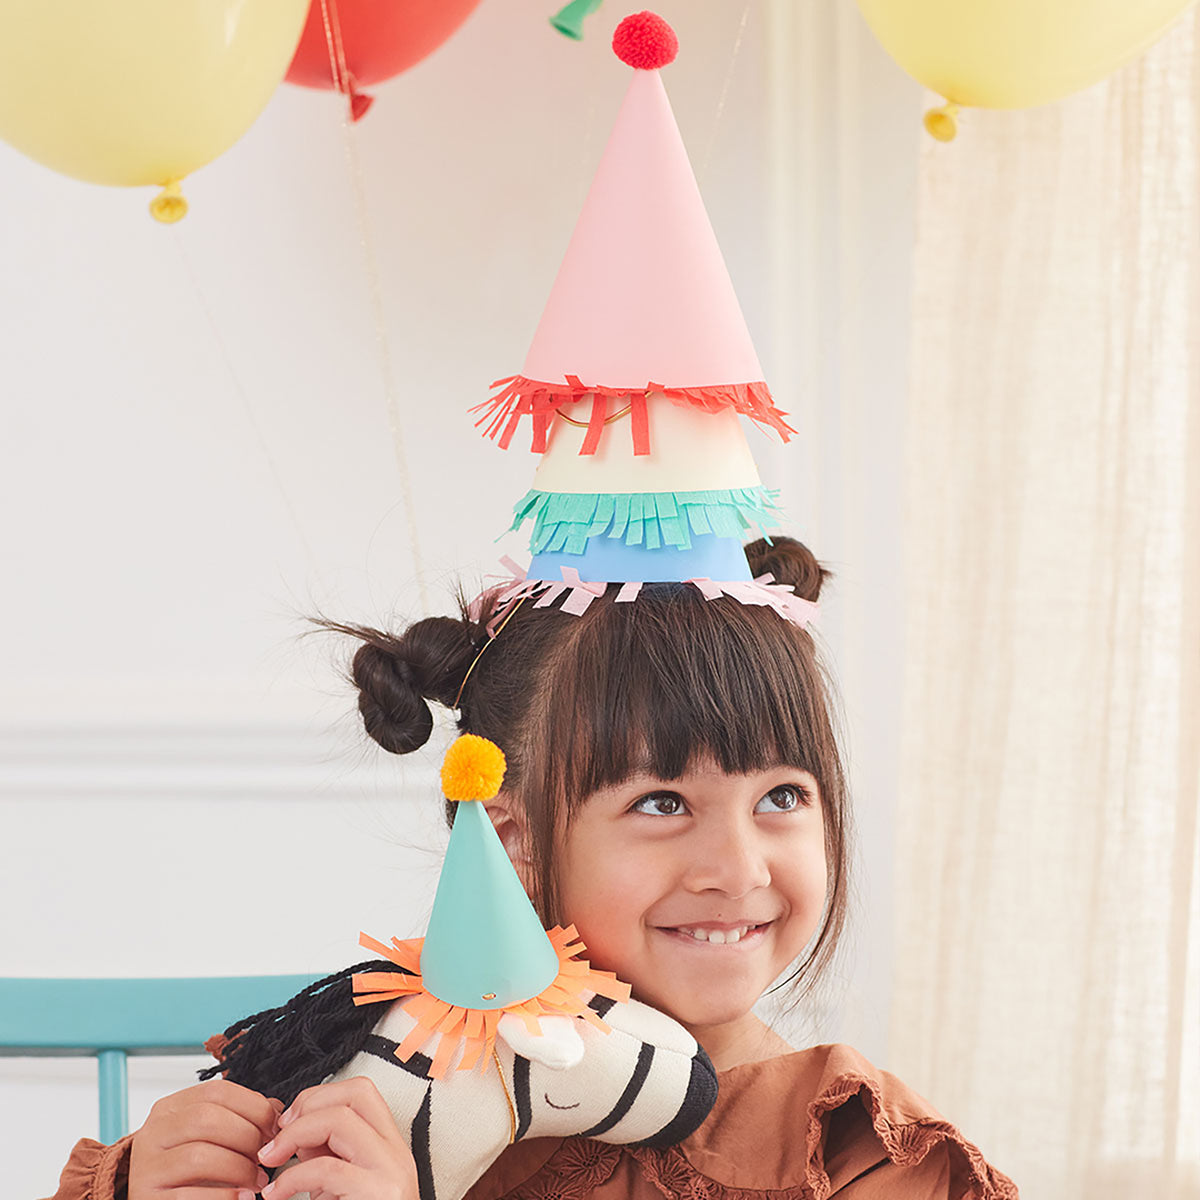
[327,987,717,1200]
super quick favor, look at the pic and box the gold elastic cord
[556,402,632,427]
[453,595,528,709]
[492,1047,517,1143]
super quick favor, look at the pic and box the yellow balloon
[856,0,1197,110]
[0,0,308,208]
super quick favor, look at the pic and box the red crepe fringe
[471,375,796,453]
[351,924,632,1079]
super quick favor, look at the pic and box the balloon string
[169,236,323,581]
[318,0,354,116]
[318,0,430,612]
[698,1,752,183]
[338,126,431,613]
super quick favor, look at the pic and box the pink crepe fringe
[467,559,819,636]
[470,375,797,452]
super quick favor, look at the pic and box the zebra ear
[497,1013,585,1069]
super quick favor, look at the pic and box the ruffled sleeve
[41,1135,134,1200]
[800,1045,1019,1199]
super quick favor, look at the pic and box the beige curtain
[892,13,1200,1200]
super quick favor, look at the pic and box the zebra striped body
[325,992,718,1200]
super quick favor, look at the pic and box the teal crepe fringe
[510,487,781,554]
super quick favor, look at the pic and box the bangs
[474,571,850,972]
[533,585,835,813]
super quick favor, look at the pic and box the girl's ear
[485,790,532,884]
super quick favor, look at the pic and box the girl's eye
[755,785,810,813]
[630,792,686,816]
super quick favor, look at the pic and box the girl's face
[552,758,828,1044]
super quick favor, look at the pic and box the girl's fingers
[160,1191,259,1200]
[163,1079,282,1144]
[278,1076,403,1148]
[260,1106,395,1175]
[156,1098,273,1160]
[154,1141,269,1191]
[263,1154,414,1200]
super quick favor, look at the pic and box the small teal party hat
[353,735,632,1078]
[420,737,560,1008]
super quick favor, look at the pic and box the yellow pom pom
[441,734,507,802]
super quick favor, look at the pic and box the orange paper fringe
[352,925,632,1079]
[471,375,796,452]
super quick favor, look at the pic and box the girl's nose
[682,825,772,898]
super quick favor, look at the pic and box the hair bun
[352,640,432,754]
[744,536,831,603]
[313,616,476,754]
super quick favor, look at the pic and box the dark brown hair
[320,536,850,1005]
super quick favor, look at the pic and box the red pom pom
[612,12,678,70]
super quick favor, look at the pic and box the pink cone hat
[473,12,794,455]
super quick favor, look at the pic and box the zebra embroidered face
[333,991,717,1200]
[495,994,715,1145]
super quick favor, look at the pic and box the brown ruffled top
[463,1043,1019,1200]
[44,1043,1017,1200]
[43,1133,133,1200]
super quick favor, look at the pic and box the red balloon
[286,0,483,118]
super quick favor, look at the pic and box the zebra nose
[631,1044,719,1148]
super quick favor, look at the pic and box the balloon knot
[612,11,678,70]
[923,102,959,142]
[150,180,188,224]
[343,73,374,122]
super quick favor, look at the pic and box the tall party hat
[473,12,813,623]
[352,735,631,1079]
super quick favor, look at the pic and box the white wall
[0,2,921,1193]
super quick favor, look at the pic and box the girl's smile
[653,921,774,945]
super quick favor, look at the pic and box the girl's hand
[128,1078,282,1200]
[257,1076,419,1200]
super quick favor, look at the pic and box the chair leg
[98,1049,129,1143]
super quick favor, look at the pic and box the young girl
[47,538,1018,1200]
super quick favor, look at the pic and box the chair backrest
[0,975,319,1142]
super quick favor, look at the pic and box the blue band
[528,531,752,583]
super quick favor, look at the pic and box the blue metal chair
[0,975,319,1142]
